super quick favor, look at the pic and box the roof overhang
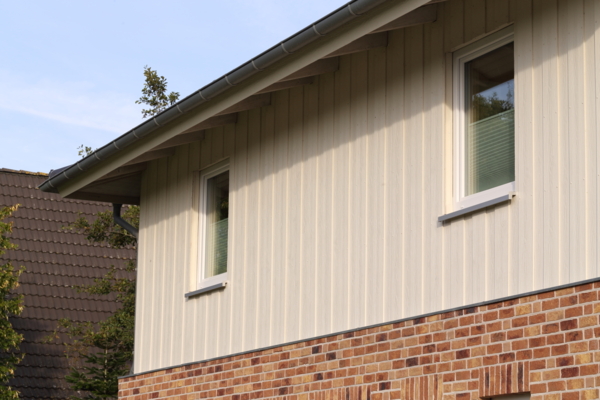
[39,0,440,204]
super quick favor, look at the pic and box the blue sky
[0,0,347,174]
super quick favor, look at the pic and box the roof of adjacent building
[0,168,136,399]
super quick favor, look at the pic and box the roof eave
[39,0,430,199]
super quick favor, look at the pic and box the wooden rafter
[124,148,176,166]
[371,4,437,33]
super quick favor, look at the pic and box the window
[453,27,515,211]
[198,160,229,290]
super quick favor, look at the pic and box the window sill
[438,192,515,223]
[185,281,228,299]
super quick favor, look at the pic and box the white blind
[205,218,228,277]
[466,109,515,195]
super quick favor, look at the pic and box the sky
[0,0,348,174]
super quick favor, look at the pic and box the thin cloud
[0,70,141,134]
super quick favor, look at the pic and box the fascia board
[58,0,429,198]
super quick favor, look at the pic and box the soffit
[52,0,442,204]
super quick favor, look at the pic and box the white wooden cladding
[134,0,600,373]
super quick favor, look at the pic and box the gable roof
[38,0,438,202]
[0,169,136,399]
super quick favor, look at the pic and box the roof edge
[39,0,428,196]
[0,168,48,177]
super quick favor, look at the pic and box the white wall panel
[134,0,600,373]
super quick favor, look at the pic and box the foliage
[0,205,25,400]
[66,206,138,250]
[49,206,138,400]
[135,66,180,118]
[77,145,94,158]
[471,86,514,121]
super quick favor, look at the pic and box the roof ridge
[0,168,48,177]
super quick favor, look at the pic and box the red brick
[437,342,450,352]
[548,334,565,344]
[566,307,584,318]
[512,339,528,350]
[576,284,594,293]
[486,322,502,332]
[561,320,579,331]
[552,344,569,356]
[483,311,498,321]
[562,367,580,378]
[470,325,485,335]
[578,292,597,303]
[543,323,560,334]
[517,349,533,360]
[499,352,515,363]
[487,344,502,354]
[529,337,546,347]
[580,364,599,376]
[529,313,546,324]
[560,295,579,307]
[566,331,584,342]
[548,381,567,391]
[530,359,546,370]
[533,347,550,358]
[557,356,575,366]
[443,320,458,330]
[561,392,580,400]
[483,355,498,365]
[543,299,560,310]
[507,329,524,340]
[455,327,470,338]
[512,317,528,327]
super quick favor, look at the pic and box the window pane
[204,170,229,278]
[465,42,515,196]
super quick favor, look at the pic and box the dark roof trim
[39,0,401,194]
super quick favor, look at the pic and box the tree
[48,206,138,400]
[135,66,180,118]
[0,205,25,400]
[77,145,94,158]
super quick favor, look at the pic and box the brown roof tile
[0,169,136,399]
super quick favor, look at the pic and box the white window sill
[185,273,228,299]
[438,192,515,223]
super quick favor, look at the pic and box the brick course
[119,282,600,400]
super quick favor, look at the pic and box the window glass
[203,170,229,278]
[464,42,515,196]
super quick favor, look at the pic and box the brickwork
[119,282,600,400]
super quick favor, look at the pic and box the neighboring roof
[38,0,434,202]
[0,169,136,399]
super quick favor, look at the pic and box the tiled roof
[0,169,136,399]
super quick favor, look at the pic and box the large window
[453,27,515,210]
[198,160,229,289]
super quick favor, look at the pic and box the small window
[198,160,229,289]
[453,27,515,210]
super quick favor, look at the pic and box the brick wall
[119,282,600,400]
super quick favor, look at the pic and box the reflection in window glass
[465,42,515,195]
[204,170,229,278]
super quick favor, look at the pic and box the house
[39,0,600,399]
[0,169,136,399]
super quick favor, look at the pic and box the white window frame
[197,159,229,290]
[453,26,515,211]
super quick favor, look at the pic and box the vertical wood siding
[134,0,600,373]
